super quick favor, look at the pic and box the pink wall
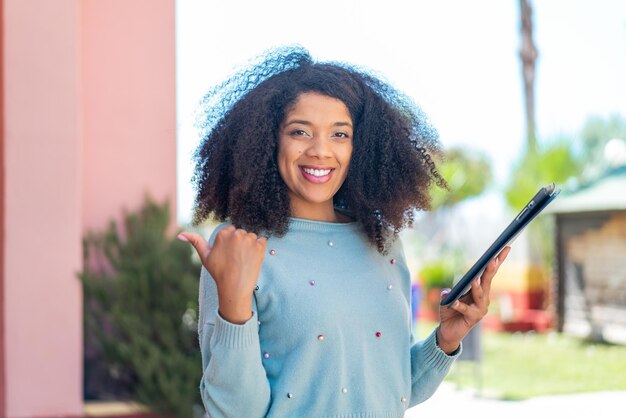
[2,1,176,417]
[3,0,83,416]
[0,0,6,413]
[81,0,176,233]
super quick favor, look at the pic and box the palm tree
[519,0,538,153]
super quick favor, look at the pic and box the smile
[302,167,332,177]
[299,166,335,184]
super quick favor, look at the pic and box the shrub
[419,259,455,290]
[80,198,202,418]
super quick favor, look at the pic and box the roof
[548,166,626,214]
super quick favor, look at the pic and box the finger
[491,246,511,271]
[256,236,268,249]
[449,299,481,323]
[497,246,512,265]
[219,225,237,238]
[439,288,453,308]
[233,228,247,238]
[479,262,497,297]
[246,232,268,250]
[482,246,512,294]
[438,288,457,318]
[470,277,486,307]
[449,299,468,314]
[484,255,499,275]
[177,232,211,260]
[215,225,237,243]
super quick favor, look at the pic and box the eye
[333,131,351,140]
[289,129,308,137]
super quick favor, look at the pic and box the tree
[505,114,626,212]
[519,0,539,152]
[505,142,581,211]
[578,114,626,181]
[430,146,493,210]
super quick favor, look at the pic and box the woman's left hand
[436,246,512,354]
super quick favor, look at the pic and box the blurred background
[1,1,625,418]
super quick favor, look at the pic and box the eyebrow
[283,119,353,128]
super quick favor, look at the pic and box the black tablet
[440,183,561,308]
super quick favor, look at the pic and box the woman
[178,47,510,418]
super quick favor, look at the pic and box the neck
[290,202,349,223]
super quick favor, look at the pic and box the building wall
[557,211,626,343]
[0,0,6,413]
[3,1,83,415]
[1,1,176,416]
[81,0,176,234]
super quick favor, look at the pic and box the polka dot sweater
[198,219,459,418]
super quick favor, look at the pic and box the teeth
[303,167,332,177]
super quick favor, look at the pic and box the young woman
[178,47,510,418]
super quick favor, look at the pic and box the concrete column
[3,1,83,416]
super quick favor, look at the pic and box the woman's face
[277,92,353,221]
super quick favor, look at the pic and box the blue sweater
[198,218,459,418]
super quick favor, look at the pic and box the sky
[175,0,626,225]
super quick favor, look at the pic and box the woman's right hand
[178,226,267,324]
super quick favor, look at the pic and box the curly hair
[192,46,446,254]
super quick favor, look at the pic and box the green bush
[419,259,455,290]
[80,198,202,418]
[430,147,493,210]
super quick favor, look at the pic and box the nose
[305,135,332,159]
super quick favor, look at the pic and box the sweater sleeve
[197,228,271,418]
[408,328,460,406]
[393,240,461,407]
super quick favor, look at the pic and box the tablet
[440,183,561,308]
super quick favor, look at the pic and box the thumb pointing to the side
[177,232,211,263]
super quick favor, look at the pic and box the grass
[417,321,626,400]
